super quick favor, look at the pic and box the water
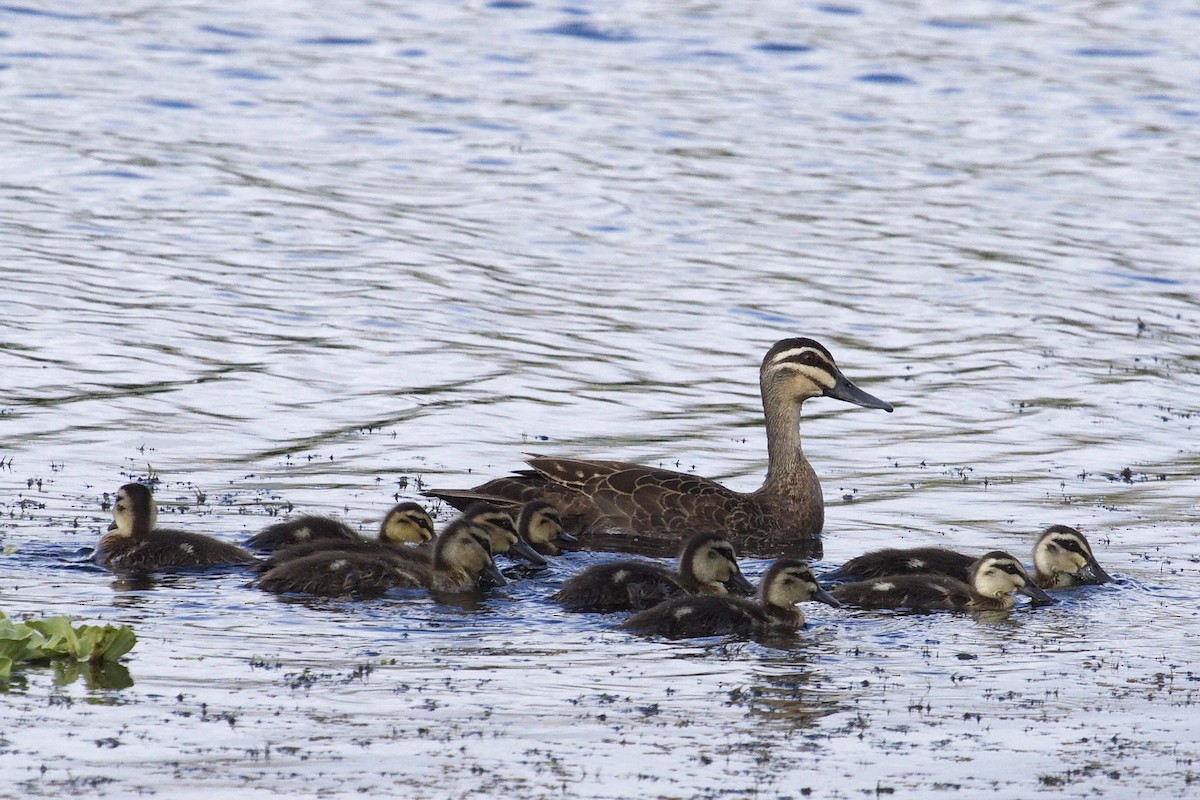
[2,0,1199,796]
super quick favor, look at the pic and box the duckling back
[258,550,429,597]
[552,560,682,612]
[823,546,975,584]
[622,594,772,638]
[246,515,359,551]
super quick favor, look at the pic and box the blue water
[2,1,1199,797]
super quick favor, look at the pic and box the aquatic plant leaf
[92,625,137,662]
[0,656,11,681]
[25,617,80,658]
[0,618,46,662]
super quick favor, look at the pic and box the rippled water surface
[3,1,1199,797]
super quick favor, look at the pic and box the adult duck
[426,337,892,557]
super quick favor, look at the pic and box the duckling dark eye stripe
[1055,538,1086,555]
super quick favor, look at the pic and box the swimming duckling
[517,500,578,556]
[552,532,755,613]
[96,482,256,572]
[246,501,434,551]
[830,551,1054,612]
[823,525,1112,590]
[622,559,840,638]
[399,502,548,569]
[251,502,435,573]
[257,514,506,597]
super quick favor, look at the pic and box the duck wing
[623,595,767,638]
[427,455,759,555]
[831,574,975,611]
[823,547,975,583]
[551,560,684,612]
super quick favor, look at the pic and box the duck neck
[761,388,809,488]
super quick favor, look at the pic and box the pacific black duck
[426,337,892,558]
[257,514,506,597]
[246,501,434,551]
[830,551,1054,612]
[552,531,754,613]
[95,482,256,572]
[622,558,839,638]
[823,525,1112,589]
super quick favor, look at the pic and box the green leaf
[0,656,12,682]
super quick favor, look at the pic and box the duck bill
[481,559,508,587]
[825,372,893,412]
[726,571,756,596]
[508,537,549,568]
[1075,559,1114,585]
[810,586,842,608]
[555,530,580,546]
[1020,581,1055,606]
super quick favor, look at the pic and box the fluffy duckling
[96,483,256,572]
[552,532,754,613]
[622,559,839,638]
[257,515,506,597]
[246,501,434,551]
[517,500,578,556]
[391,502,548,569]
[830,551,1054,612]
[824,525,1112,590]
[251,502,435,573]
[1031,525,1113,588]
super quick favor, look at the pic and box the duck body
[257,512,506,597]
[831,551,1054,612]
[552,531,754,613]
[822,546,976,584]
[96,483,256,572]
[257,550,429,597]
[251,502,436,574]
[246,502,434,551]
[824,526,1111,590]
[623,558,839,639]
[426,338,892,559]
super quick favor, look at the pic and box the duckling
[251,502,435,573]
[1030,525,1113,588]
[517,500,578,556]
[257,515,506,597]
[830,551,1054,612]
[96,482,256,572]
[425,337,893,559]
[246,501,434,551]
[823,525,1112,590]
[552,532,755,613]
[622,559,840,638]
[400,502,548,569]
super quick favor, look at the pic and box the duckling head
[680,532,754,595]
[971,551,1054,607]
[517,500,577,552]
[760,338,893,412]
[436,517,507,588]
[761,559,841,608]
[1032,525,1113,587]
[379,502,435,545]
[109,482,157,540]
[463,502,547,567]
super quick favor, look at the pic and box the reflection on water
[3,0,1200,796]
